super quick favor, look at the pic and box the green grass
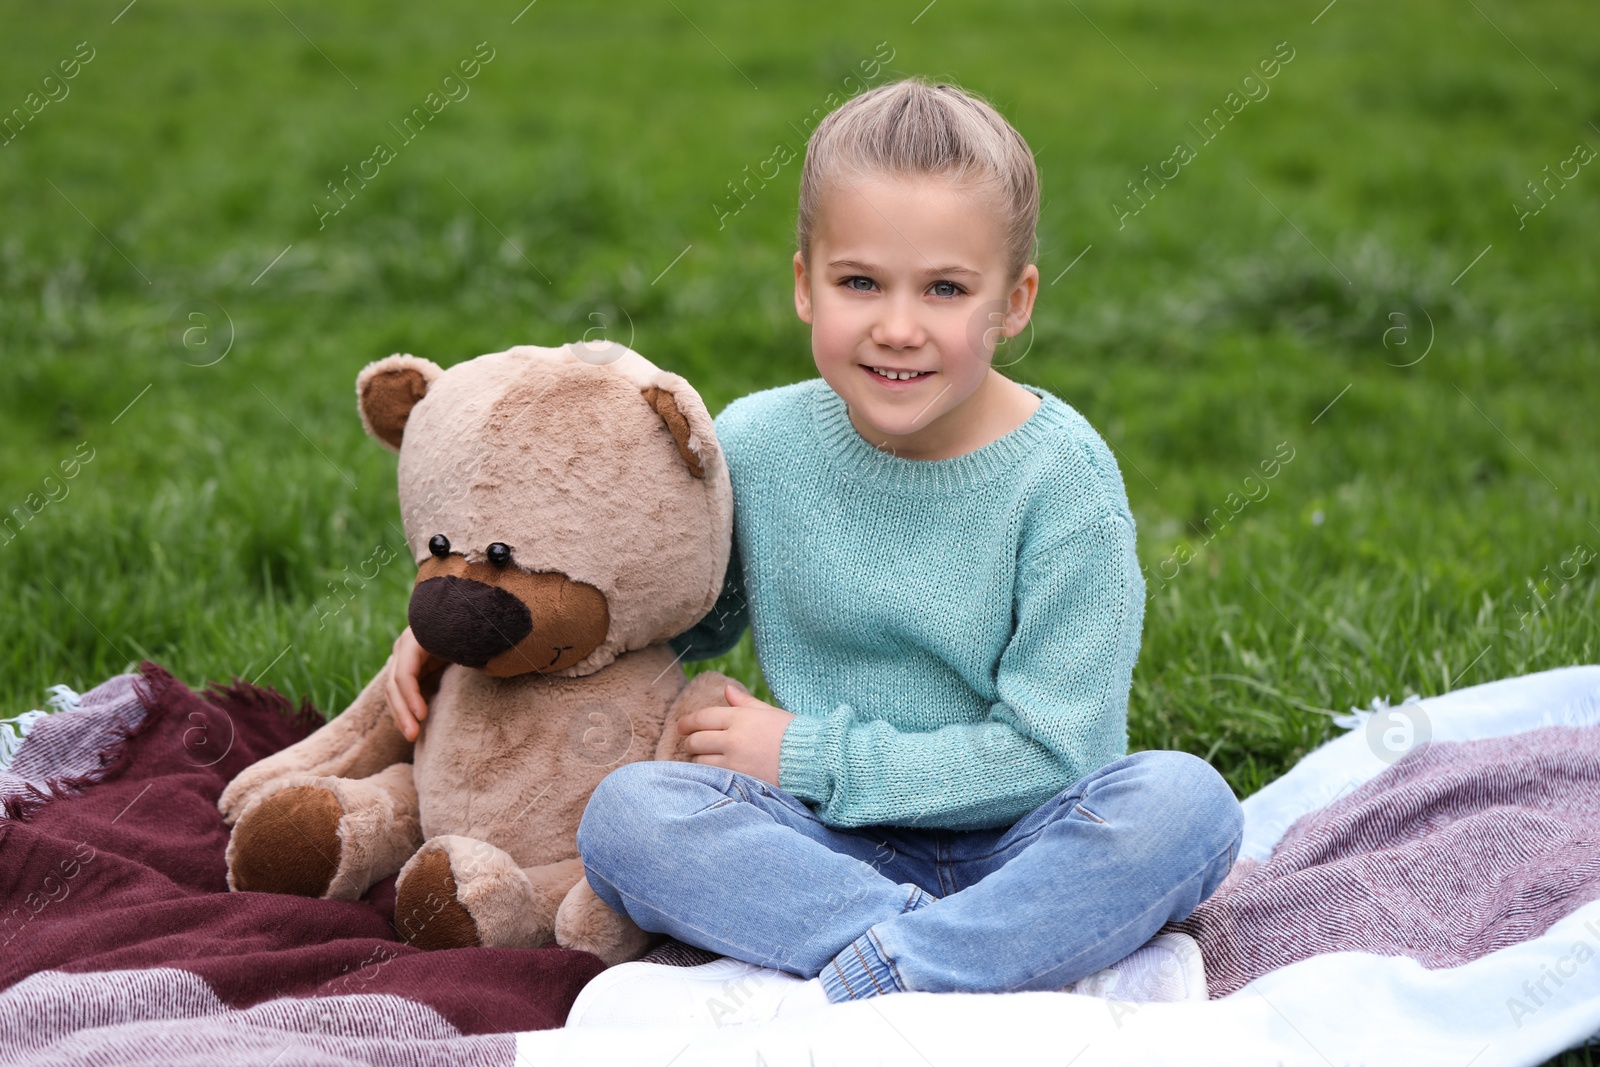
[2,1,1597,1060]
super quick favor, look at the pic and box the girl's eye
[930,280,964,298]
[843,276,876,292]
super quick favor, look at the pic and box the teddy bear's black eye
[487,542,512,568]
[428,534,451,559]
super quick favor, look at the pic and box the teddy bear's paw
[394,844,482,950]
[218,665,412,828]
[226,766,420,900]
[394,835,555,950]
[554,875,653,967]
[218,762,275,827]
[227,782,343,897]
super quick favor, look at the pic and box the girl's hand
[386,627,448,742]
[677,684,796,787]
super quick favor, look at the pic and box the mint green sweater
[669,378,1145,831]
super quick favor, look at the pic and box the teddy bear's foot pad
[393,836,566,950]
[229,785,342,896]
[395,848,482,949]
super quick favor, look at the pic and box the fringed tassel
[0,682,82,771]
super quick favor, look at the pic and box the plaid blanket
[7,663,1600,1066]
[0,664,604,1066]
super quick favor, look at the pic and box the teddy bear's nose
[407,576,533,668]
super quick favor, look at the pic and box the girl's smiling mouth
[863,364,934,385]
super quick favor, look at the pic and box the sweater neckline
[811,379,1056,494]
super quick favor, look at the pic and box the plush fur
[218,342,744,965]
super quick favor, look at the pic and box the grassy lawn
[2,0,1597,1059]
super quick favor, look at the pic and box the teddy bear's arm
[218,655,414,825]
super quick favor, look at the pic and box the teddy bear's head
[355,341,732,679]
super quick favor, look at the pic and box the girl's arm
[667,534,750,662]
[777,513,1145,830]
[386,627,447,741]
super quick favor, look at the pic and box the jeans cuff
[817,886,931,1003]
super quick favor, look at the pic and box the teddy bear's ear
[640,384,710,479]
[356,355,445,453]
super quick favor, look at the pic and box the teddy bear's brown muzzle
[405,554,611,677]
[408,575,532,668]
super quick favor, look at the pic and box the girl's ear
[357,354,445,452]
[793,251,814,324]
[1003,263,1040,338]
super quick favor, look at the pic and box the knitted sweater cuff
[778,712,833,805]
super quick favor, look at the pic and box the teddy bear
[217,340,746,966]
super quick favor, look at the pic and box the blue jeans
[576,750,1242,1003]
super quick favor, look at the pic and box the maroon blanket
[0,663,603,1064]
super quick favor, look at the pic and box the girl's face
[794,173,1038,459]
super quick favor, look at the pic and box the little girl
[389,77,1242,1027]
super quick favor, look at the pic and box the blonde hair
[796,77,1039,285]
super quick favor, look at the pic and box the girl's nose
[871,294,925,349]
